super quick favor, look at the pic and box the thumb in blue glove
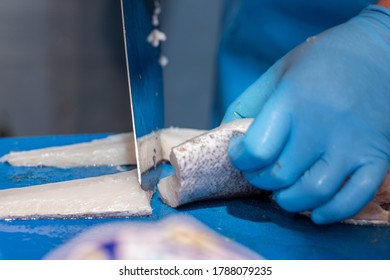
[224,5,390,224]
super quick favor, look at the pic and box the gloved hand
[223,5,390,224]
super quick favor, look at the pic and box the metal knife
[120,0,164,191]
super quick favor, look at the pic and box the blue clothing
[214,0,376,124]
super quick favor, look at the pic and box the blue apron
[213,0,376,125]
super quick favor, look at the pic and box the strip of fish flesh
[158,119,263,208]
[45,215,262,260]
[0,170,152,219]
[158,119,390,226]
[0,128,205,169]
[0,133,135,168]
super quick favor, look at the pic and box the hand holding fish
[223,5,390,224]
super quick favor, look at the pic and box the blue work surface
[0,134,389,260]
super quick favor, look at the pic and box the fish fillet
[45,216,262,260]
[0,170,152,219]
[158,119,263,208]
[0,128,205,169]
[158,119,390,226]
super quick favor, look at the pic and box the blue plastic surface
[0,134,390,260]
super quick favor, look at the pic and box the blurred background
[0,0,222,137]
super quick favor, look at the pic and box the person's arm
[379,0,390,9]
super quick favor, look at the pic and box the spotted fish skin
[158,119,263,208]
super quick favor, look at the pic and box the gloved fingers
[243,134,320,190]
[222,63,284,124]
[273,157,349,212]
[311,161,388,225]
[228,98,291,172]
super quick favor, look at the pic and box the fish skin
[158,119,263,208]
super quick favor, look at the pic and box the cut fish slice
[1,133,135,168]
[1,128,205,169]
[158,119,263,208]
[0,170,152,219]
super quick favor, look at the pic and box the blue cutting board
[0,134,389,260]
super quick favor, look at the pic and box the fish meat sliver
[158,119,263,208]
[0,170,152,219]
[137,127,206,173]
[0,133,135,168]
[159,127,207,161]
[1,128,205,169]
[374,173,390,204]
[344,201,389,226]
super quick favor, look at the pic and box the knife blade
[120,0,164,191]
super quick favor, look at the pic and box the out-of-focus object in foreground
[45,215,262,260]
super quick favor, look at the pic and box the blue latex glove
[223,5,390,224]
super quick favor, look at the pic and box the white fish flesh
[1,128,205,169]
[1,133,136,168]
[0,170,152,219]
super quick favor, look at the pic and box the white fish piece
[158,119,263,208]
[158,119,390,226]
[1,128,205,169]
[45,215,262,260]
[1,133,135,168]
[137,127,207,174]
[0,170,152,219]
[159,127,207,161]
